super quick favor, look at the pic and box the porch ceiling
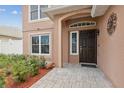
[44,5,110,20]
[63,13,91,21]
[91,5,110,17]
[44,5,92,20]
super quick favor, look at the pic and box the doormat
[81,64,97,68]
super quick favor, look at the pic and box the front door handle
[80,46,82,51]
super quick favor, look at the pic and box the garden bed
[0,54,53,88]
[11,68,51,88]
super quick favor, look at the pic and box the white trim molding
[70,31,79,55]
[30,32,52,56]
[28,5,50,22]
[69,21,96,28]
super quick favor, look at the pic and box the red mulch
[10,68,51,88]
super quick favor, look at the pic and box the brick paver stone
[31,64,113,88]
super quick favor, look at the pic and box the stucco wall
[23,5,54,62]
[23,6,54,31]
[52,7,92,67]
[23,5,124,87]
[97,5,124,87]
[23,30,53,62]
[62,21,69,63]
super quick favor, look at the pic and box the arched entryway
[51,6,98,67]
[61,17,98,66]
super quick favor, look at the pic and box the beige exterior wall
[23,6,54,31]
[23,30,53,62]
[23,6,93,67]
[23,5,124,87]
[52,8,95,67]
[23,5,54,62]
[97,5,124,87]
[62,21,69,63]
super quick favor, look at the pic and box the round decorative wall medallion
[107,12,117,35]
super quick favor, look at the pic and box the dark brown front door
[79,30,97,64]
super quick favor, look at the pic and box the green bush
[27,56,39,76]
[0,54,46,83]
[39,57,47,68]
[3,67,12,77]
[0,76,5,88]
[0,54,10,68]
[12,60,30,82]
[8,54,25,63]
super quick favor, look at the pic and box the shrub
[12,60,30,82]
[0,75,5,88]
[27,56,39,76]
[0,54,46,83]
[0,54,10,68]
[8,54,25,63]
[39,61,47,69]
[39,56,47,68]
[3,67,12,77]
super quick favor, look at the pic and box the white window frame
[31,33,51,56]
[31,35,40,55]
[29,5,51,22]
[69,21,96,28]
[70,31,79,55]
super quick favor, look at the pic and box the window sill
[70,53,79,56]
[29,17,50,23]
[31,53,51,56]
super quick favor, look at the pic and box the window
[41,35,49,54]
[70,31,79,55]
[69,21,96,28]
[32,36,39,53]
[30,5,48,21]
[40,5,48,18]
[30,5,38,20]
[31,34,50,55]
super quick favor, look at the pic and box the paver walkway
[31,64,113,88]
